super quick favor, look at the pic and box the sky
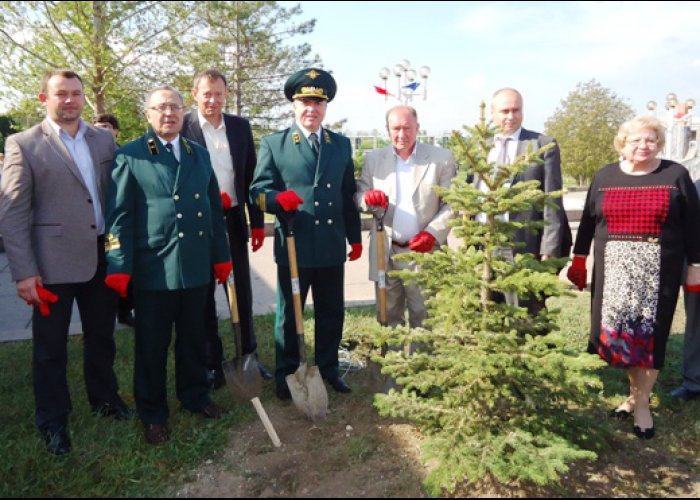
[280,1,700,137]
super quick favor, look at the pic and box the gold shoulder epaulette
[293,132,300,145]
[182,137,193,155]
[257,192,266,212]
[324,130,331,144]
[147,137,159,155]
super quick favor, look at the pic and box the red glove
[685,284,700,292]
[364,189,388,209]
[567,255,588,291]
[221,192,232,210]
[105,273,131,299]
[348,243,362,261]
[408,231,436,253]
[251,228,265,252]
[27,286,59,317]
[275,190,304,212]
[214,261,233,284]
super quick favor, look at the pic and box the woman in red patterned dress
[567,116,700,439]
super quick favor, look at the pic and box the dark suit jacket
[0,119,115,284]
[250,124,361,268]
[181,112,264,237]
[511,128,572,258]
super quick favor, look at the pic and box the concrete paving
[0,190,587,343]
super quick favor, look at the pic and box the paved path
[0,190,587,342]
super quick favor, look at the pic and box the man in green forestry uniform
[250,68,362,399]
[103,86,232,445]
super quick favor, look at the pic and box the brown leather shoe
[144,423,169,445]
[198,403,226,419]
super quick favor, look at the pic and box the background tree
[352,105,606,494]
[0,115,20,152]
[545,79,634,186]
[0,1,199,140]
[173,1,320,137]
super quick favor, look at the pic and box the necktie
[309,133,320,157]
[165,142,178,164]
[495,137,512,166]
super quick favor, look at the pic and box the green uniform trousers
[133,285,211,424]
[275,264,344,385]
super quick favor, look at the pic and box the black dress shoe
[325,376,351,394]
[275,383,292,401]
[669,386,700,401]
[197,403,226,419]
[207,368,226,391]
[144,423,169,445]
[92,400,134,421]
[258,362,273,381]
[43,428,71,455]
[633,425,655,439]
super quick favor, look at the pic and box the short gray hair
[385,105,418,129]
[144,85,184,110]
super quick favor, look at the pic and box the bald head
[491,88,523,135]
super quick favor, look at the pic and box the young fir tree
[370,105,606,494]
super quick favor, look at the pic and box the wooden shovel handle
[376,228,388,326]
[286,234,306,364]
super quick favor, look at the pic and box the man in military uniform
[104,85,232,445]
[250,68,362,399]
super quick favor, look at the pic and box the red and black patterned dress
[574,160,700,369]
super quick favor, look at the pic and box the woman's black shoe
[633,425,655,439]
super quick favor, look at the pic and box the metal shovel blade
[222,353,262,404]
[286,363,328,421]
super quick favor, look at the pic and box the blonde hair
[614,115,666,154]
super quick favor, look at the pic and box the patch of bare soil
[175,365,700,498]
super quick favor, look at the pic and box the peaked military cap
[284,68,337,102]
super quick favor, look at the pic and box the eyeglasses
[626,138,658,147]
[147,103,184,113]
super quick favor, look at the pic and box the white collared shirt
[198,110,236,206]
[476,127,522,224]
[156,134,181,162]
[391,145,420,243]
[48,118,104,234]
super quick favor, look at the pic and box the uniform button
[315,220,320,225]
[327,219,333,225]
[314,201,319,207]
[328,202,333,207]
[199,231,204,236]
[194,193,200,199]
[178,232,184,238]
[91,224,96,229]
[326,183,331,188]
[87,199,93,204]
[177,213,183,219]
[197,212,203,218]
[174,195,180,201]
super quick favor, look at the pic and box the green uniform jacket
[250,124,361,268]
[104,129,230,291]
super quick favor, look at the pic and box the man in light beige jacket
[355,106,456,328]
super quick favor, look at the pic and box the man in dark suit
[104,85,232,445]
[181,69,270,388]
[250,68,362,399]
[0,69,130,455]
[489,87,572,316]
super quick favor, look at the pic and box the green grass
[0,298,698,497]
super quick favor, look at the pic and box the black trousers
[204,206,257,367]
[275,264,345,385]
[32,238,119,432]
[133,285,211,425]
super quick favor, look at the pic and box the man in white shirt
[181,69,270,387]
[356,106,456,328]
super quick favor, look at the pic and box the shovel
[282,212,328,421]
[374,209,388,328]
[221,269,281,447]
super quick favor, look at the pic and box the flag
[402,82,420,91]
[374,85,389,96]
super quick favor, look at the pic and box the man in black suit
[182,68,271,386]
[489,87,572,317]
